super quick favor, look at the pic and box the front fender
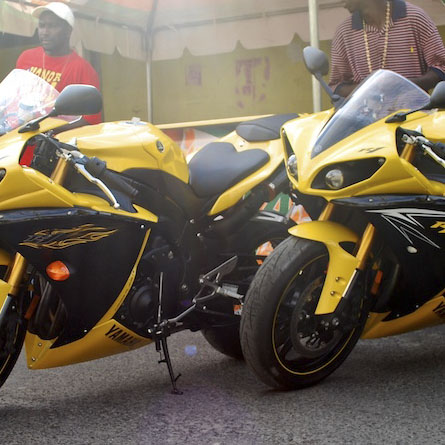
[289,221,360,314]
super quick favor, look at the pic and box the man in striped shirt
[329,0,445,97]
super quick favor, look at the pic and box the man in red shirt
[16,2,101,126]
[329,0,445,97]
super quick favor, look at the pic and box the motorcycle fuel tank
[59,120,189,183]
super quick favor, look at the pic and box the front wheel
[202,214,292,360]
[240,236,368,390]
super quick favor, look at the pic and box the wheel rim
[272,254,357,376]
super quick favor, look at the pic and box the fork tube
[355,223,376,270]
[318,202,335,221]
[400,142,416,163]
[51,157,69,184]
[5,253,28,296]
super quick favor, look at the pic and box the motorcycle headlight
[312,158,385,190]
[325,169,344,190]
[287,154,298,178]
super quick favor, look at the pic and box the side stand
[156,333,182,395]
[153,272,183,395]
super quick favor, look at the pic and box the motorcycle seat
[235,113,299,142]
[188,142,269,198]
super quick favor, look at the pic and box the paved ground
[1,325,445,444]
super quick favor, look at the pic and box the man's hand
[409,70,441,92]
[335,82,358,98]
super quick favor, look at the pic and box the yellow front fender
[289,222,360,314]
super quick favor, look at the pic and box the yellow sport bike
[0,69,295,393]
[241,47,445,390]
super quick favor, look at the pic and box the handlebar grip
[85,157,139,199]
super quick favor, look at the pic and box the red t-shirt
[16,47,102,125]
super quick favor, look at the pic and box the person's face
[38,11,71,55]
[343,0,361,13]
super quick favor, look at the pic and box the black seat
[188,142,269,198]
[236,113,299,142]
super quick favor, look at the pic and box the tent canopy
[2,0,445,61]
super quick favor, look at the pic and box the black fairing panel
[0,207,151,346]
[236,113,299,142]
[122,168,208,218]
[334,195,445,303]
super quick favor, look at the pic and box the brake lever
[53,138,121,209]
[73,163,120,209]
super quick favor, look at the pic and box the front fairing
[282,70,440,199]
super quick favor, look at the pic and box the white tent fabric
[2,0,445,61]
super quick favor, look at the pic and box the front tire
[202,215,292,360]
[240,236,368,389]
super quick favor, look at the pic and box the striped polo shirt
[329,0,445,92]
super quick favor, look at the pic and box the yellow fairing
[25,230,152,369]
[289,222,360,314]
[282,110,445,198]
[0,154,157,222]
[25,320,152,369]
[208,125,297,215]
[59,121,189,183]
[362,293,445,339]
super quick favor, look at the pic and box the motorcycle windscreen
[311,70,430,158]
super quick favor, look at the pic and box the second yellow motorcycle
[241,47,445,390]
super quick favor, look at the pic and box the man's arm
[414,10,445,91]
[329,24,356,98]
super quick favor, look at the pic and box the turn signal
[46,261,70,281]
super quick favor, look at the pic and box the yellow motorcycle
[240,47,445,390]
[0,69,295,393]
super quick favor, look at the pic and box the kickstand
[156,334,182,395]
[154,272,183,395]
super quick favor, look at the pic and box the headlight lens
[325,169,344,189]
[287,154,298,178]
[312,158,385,190]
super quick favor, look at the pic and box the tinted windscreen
[311,70,430,158]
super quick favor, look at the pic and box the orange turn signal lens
[46,261,70,281]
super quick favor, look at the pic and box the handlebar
[82,157,139,200]
[34,134,139,208]
[401,129,445,169]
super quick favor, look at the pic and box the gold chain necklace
[363,1,391,73]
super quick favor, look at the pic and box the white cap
[32,2,75,28]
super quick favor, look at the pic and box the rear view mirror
[53,84,102,116]
[303,46,340,105]
[427,81,445,109]
[303,46,329,76]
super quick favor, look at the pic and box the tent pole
[308,0,322,112]
[146,60,153,123]
[145,0,159,124]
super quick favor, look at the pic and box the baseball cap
[32,2,75,28]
